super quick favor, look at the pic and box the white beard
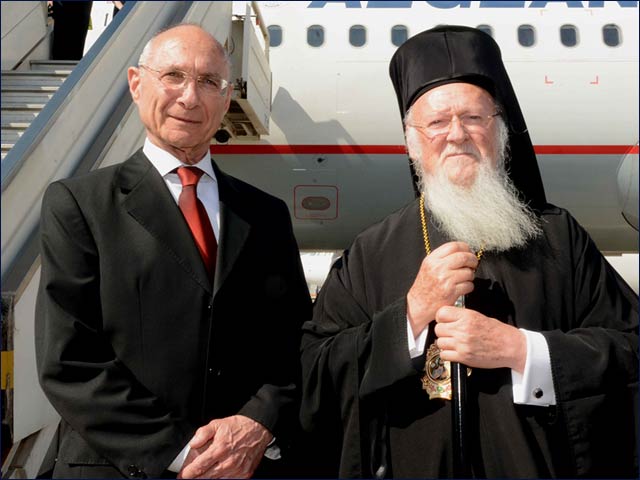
[407,119,542,252]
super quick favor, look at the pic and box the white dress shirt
[407,318,556,406]
[143,139,220,240]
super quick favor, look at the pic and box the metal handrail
[1,1,194,290]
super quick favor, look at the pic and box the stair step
[1,75,68,87]
[1,130,24,143]
[1,111,40,123]
[1,102,47,110]
[2,143,16,151]
[1,122,31,129]
[19,69,74,75]
[29,60,78,71]
[2,70,71,78]
[1,85,60,93]
[2,92,55,103]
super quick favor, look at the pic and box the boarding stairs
[1,61,77,161]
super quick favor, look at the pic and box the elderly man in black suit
[36,24,311,479]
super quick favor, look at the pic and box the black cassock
[300,199,638,478]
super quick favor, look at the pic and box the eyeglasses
[407,112,501,138]
[138,65,230,96]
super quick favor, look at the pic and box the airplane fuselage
[214,0,639,252]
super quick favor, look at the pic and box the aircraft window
[603,24,621,47]
[268,25,282,47]
[518,25,536,47]
[307,25,324,47]
[476,24,493,37]
[560,25,578,47]
[391,25,408,46]
[349,25,366,47]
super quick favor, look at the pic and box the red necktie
[177,166,217,279]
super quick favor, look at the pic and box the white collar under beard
[407,119,542,253]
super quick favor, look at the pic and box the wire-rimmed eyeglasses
[138,65,230,96]
[406,112,501,139]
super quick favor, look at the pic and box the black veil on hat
[389,25,546,209]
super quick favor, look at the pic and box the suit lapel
[118,150,212,294]
[212,161,250,299]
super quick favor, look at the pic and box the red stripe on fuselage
[210,144,639,155]
[210,144,407,154]
[534,145,639,155]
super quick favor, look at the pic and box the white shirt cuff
[511,329,557,406]
[265,437,281,460]
[168,434,278,470]
[167,443,190,472]
[407,316,430,359]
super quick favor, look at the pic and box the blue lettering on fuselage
[366,1,413,6]
[426,1,472,8]
[308,1,361,7]
[529,1,587,7]
[308,1,638,8]
[478,1,525,7]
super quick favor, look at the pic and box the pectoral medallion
[421,343,452,400]
[421,345,472,401]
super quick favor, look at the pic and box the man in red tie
[36,24,311,479]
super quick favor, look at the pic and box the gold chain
[419,193,484,261]
[419,193,479,400]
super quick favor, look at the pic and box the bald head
[138,24,231,80]
[128,23,233,164]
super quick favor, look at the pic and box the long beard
[408,121,542,252]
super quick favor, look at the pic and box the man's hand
[407,241,478,337]
[177,415,273,479]
[434,306,527,373]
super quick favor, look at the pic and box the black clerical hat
[389,25,546,209]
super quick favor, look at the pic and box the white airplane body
[213,0,639,257]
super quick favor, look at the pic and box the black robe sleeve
[300,251,413,478]
[542,211,638,476]
[300,203,426,477]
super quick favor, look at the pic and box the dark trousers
[51,1,93,60]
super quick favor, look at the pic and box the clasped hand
[407,241,525,372]
[177,414,273,479]
[407,241,478,335]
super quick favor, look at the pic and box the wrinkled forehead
[148,32,228,76]
[411,82,496,116]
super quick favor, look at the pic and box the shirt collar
[143,138,217,182]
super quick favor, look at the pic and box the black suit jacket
[35,150,311,478]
